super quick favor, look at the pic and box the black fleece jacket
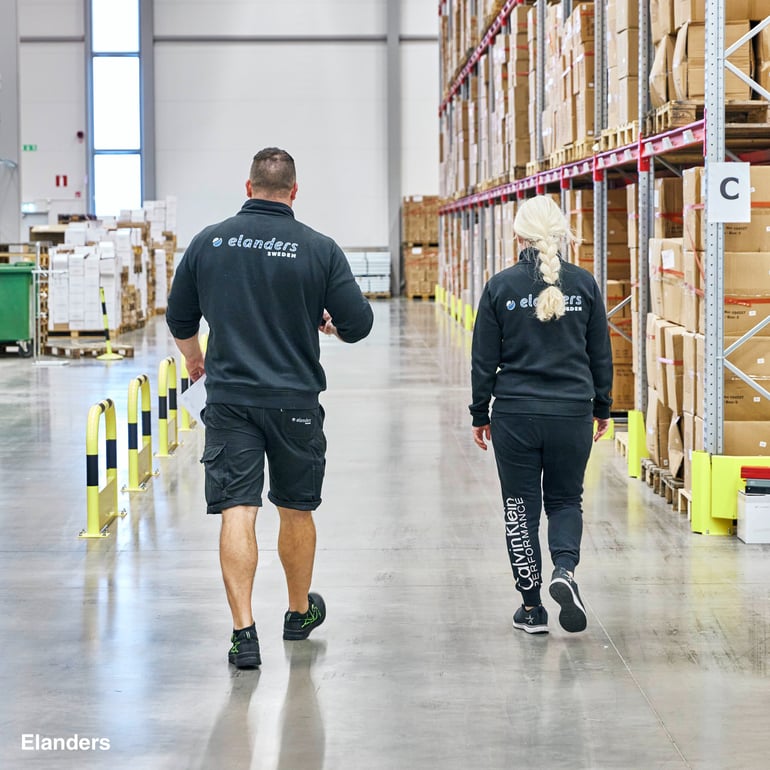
[469,248,613,426]
[166,198,373,409]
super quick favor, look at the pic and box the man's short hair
[249,148,296,194]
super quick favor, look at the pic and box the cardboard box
[724,421,770,456]
[650,0,674,44]
[672,23,752,101]
[646,386,673,467]
[725,377,770,420]
[654,177,684,239]
[750,0,770,20]
[649,237,685,326]
[675,0,749,27]
[683,331,697,415]
[611,363,636,411]
[615,0,638,34]
[684,167,770,254]
[725,336,770,378]
[575,244,631,279]
[682,282,700,334]
[664,324,686,414]
[724,300,770,337]
[617,28,639,79]
[737,491,770,544]
[654,316,677,404]
[669,415,685,479]
[649,35,675,109]
[725,252,770,297]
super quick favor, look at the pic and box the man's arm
[173,335,205,382]
[323,246,374,343]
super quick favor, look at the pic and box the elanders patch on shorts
[283,410,317,437]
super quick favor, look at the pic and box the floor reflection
[199,669,261,770]
[276,641,326,770]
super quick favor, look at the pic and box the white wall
[154,41,388,248]
[17,1,87,232]
[17,0,438,249]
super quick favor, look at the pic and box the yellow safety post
[463,303,474,331]
[157,357,179,457]
[80,399,126,538]
[691,454,770,535]
[626,409,648,478]
[96,287,123,361]
[123,375,158,492]
[179,357,196,432]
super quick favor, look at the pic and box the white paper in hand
[179,374,207,425]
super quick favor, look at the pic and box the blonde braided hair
[513,196,574,322]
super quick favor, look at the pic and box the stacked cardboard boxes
[402,196,440,297]
[565,187,631,280]
[651,0,770,105]
[608,0,639,126]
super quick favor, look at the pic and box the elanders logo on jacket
[506,293,583,311]
[212,234,299,259]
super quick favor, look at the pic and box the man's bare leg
[277,506,316,613]
[220,505,258,629]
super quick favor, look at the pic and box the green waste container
[0,262,34,355]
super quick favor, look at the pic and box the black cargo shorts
[200,403,326,513]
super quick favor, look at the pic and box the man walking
[166,147,373,668]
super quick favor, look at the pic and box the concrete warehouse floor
[0,299,768,770]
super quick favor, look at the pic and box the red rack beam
[438,121,710,215]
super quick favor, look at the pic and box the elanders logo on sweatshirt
[212,234,298,259]
[506,293,583,311]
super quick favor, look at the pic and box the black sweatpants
[490,411,594,608]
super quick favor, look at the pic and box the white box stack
[737,491,770,544]
[344,250,391,296]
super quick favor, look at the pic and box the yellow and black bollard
[123,375,158,491]
[96,287,123,361]
[80,398,126,538]
[157,357,179,457]
[179,358,196,431]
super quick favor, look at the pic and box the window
[88,0,142,217]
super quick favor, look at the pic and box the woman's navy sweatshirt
[166,198,373,409]
[469,248,613,426]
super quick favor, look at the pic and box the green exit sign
[22,144,38,151]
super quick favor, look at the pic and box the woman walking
[469,195,613,634]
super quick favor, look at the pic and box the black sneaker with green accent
[228,626,261,668]
[283,593,326,640]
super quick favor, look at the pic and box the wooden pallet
[549,145,571,169]
[364,292,391,299]
[43,341,135,359]
[599,121,639,151]
[48,329,119,339]
[525,160,548,176]
[662,474,684,506]
[567,137,597,162]
[650,100,770,135]
[678,487,692,518]
[614,431,628,458]
[407,293,435,301]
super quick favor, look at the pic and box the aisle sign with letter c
[707,162,751,223]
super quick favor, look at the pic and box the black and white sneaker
[513,604,549,634]
[549,567,587,633]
